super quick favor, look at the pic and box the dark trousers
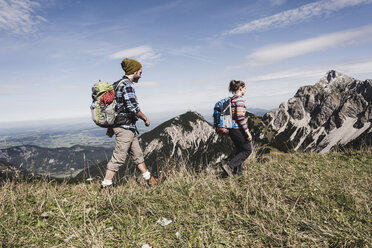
[228,128,252,173]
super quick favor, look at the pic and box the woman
[222,80,252,177]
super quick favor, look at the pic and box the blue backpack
[213,97,237,134]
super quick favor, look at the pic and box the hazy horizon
[0,105,274,129]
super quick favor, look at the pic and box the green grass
[0,150,371,247]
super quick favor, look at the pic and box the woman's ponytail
[229,80,245,93]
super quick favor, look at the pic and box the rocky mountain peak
[316,70,354,90]
[139,110,233,171]
[260,71,371,153]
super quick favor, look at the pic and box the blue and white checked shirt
[115,76,141,133]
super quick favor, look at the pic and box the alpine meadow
[1,149,371,247]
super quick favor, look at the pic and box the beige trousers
[106,127,144,172]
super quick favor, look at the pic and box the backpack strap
[113,77,129,91]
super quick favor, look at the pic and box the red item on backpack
[100,90,115,106]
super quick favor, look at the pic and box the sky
[1,0,372,125]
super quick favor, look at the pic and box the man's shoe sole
[222,164,233,177]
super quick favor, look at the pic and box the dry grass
[0,150,371,247]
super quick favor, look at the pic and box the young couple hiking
[99,58,252,194]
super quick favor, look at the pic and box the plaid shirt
[115,76,141,133]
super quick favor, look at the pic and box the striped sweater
[231,95,248,132]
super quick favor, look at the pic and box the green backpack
[90,80,122,127]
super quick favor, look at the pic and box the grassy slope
[0,151,371,247]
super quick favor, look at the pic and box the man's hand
[145,118,150,127]
[246,131,252,141]
[137,111,150,127]
[106,127,114,138]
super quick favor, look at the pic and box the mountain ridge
[75,111,234,180]
[253,70,371,153]
[0,144,113,176]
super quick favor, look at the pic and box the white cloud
[244,25,372,66]
[168,46,211,62]
[245,68,325,83]
[224,0,372,35]
[136,81,158,88]
[109,46,152,58]
[338,60,372,75]
[0,0,46,34]
[270,0,286,6]
[108,45,161,67]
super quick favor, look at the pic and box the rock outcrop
[140,111,233,171]
[255,70,371,153]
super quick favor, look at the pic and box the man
[100,58,160,193]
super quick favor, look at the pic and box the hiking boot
[233,165,243,177]
[222,164,233,177]
[147,175,166,187]
[100,185,113,195]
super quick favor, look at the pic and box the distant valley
[0,121,154,149]
[0,145,113,178]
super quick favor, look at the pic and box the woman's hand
[246,131,252,141]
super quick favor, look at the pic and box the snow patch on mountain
[143,139,163,156]
[304,127,326,151]
[320,117,371,154]
[163,119,215,157]
[317,70,353,91]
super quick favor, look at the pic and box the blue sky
[1,0,372,124]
